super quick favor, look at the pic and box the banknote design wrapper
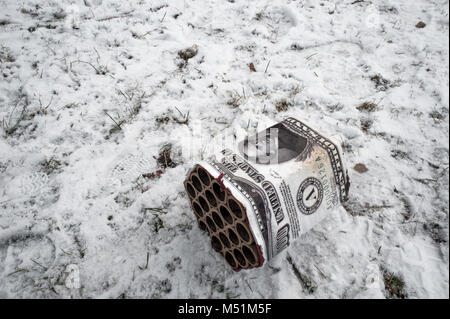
[184,117,350,271]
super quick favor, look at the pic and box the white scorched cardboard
[198,117,349,263]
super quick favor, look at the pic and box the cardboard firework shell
[184,117,350,271]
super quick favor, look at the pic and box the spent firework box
[184,117,350,270]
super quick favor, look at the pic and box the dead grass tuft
[382,268,407,299]
[276,99,292,112]
[370,74,391,91]
[357,102,377,113]
[156,144,177,169]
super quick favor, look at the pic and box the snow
[0,0,448,298]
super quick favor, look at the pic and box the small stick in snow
[306,53,318,60]
[94,47,101,64]
[142,169,163,179]
[31,259,48,270]
[71,60,103,74]
[264,60,271,73]
[7,269,28,276]
[39,95,53,114]
[60,248,72,256]
[314,264,327,279]
[139,252,150,270]
[175,106,183,117]
[97,10,134,22]
[143,207,166,214]
[160,11,167,23]
[104,111,122,130]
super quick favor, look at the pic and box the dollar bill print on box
[184,117,350,271]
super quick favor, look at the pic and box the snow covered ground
[0,0,448,298]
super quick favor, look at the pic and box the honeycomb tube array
[184,165,263,271]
